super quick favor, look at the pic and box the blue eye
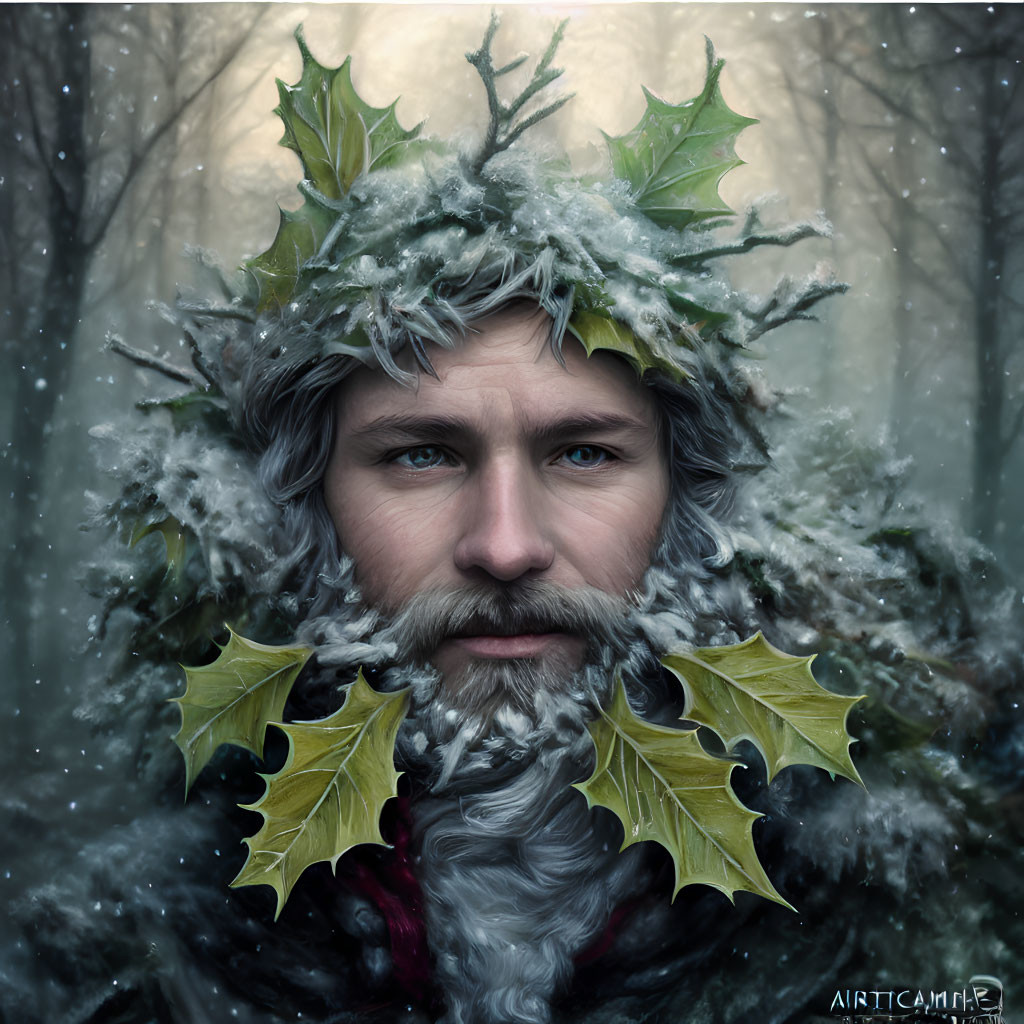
[394,446,450,469]
[562,445,610,468]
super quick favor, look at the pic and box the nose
[453,456,556,581]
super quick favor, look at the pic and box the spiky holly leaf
[231,672,410,919]
[277,27,422,199]
[247,26,424,309]
[130,516,187,582]
[604,39,757,229]
[247,194,336,310]
[662,632,864,785]
[567,309,688,382]
[575,677,792,907]
[172,628,313,792]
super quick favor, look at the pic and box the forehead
[336,306,659,430]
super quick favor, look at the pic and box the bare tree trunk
[2,5,264,745]
[816,10,841,405]
[155,7,186,293]
[4,5,90,736]
[888,126,915,453]
[971,63,1006,544]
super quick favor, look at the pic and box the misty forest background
[1,0,1022,957]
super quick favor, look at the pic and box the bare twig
[675,222,828,266]
[846,130,970,282]
[825,54,975,174]
[22,75,64,200]
[184,328,220,387]
[745,276,849,344]
[1001,291,1024,314]
[174,300,256,323]
[467,14,574,174]
[107,334,207,388]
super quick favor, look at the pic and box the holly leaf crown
[244,17,760,382]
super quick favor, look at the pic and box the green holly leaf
[567,309,688,382]
[662,632,864,785]
[172,628,313,792]
[277,26,422,199]
[604,39,757,229]
[130,515,187,582]
[575,677,792,908]
[231,672,410,919]
[247,26,424,309]
[246,194,336,310]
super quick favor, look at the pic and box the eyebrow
[349,412,653,446]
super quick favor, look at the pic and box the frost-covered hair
[235,269,735,620]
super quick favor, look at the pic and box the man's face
[324,305,668,698]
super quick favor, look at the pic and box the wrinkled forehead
[334,304,662,437]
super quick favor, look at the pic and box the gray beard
[309,581,666,1023]
[395,656,653,1024]
[413,749,648,1024]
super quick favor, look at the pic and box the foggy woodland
[1,0,1022,971]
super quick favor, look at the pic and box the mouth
[449,631,571,659]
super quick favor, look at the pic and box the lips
[450,632,569,659]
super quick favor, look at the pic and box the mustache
[377,579,638,663]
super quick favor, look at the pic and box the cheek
[326,471,456,609]
[553,472,668,591]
